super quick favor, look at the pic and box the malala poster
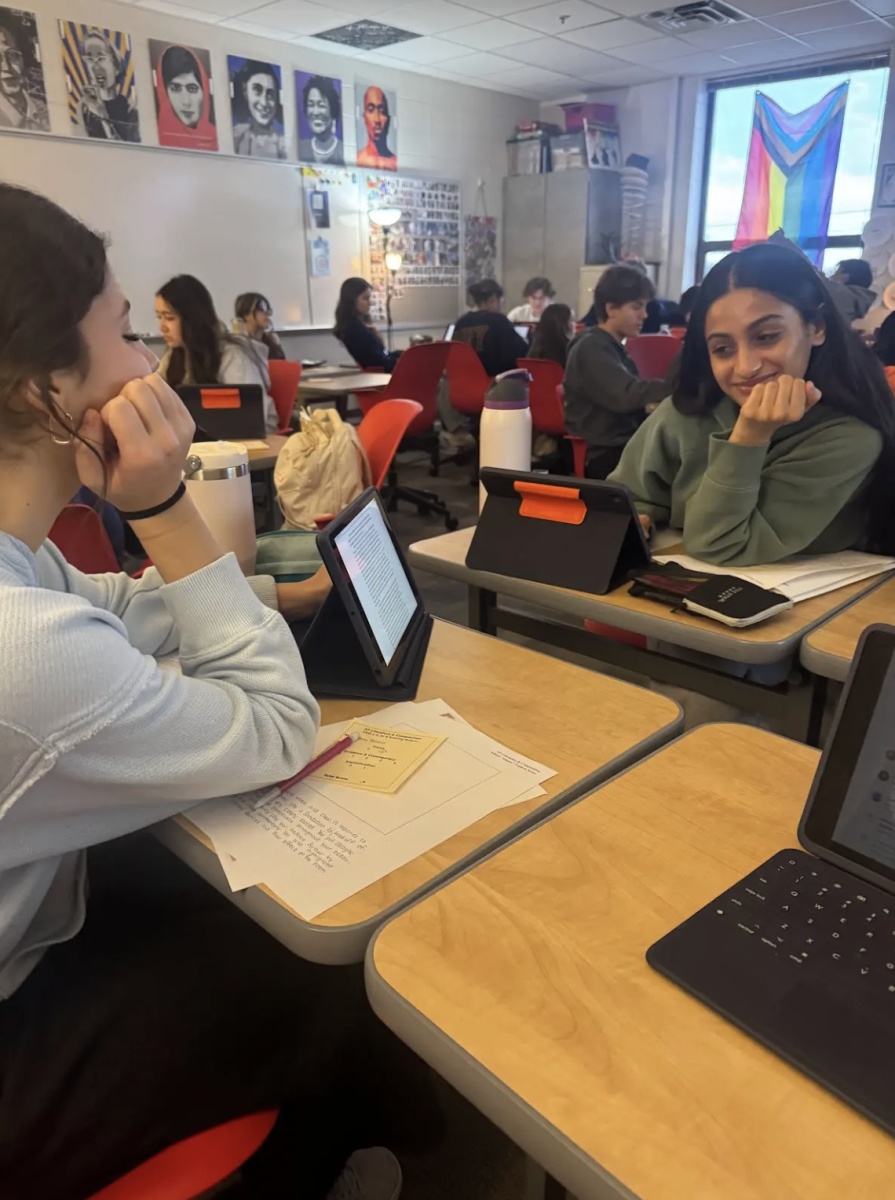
[149,39,217,152]
[59,22,140,143]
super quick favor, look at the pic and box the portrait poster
[59,23,140,143]
[356,81,397,171]
[228,55,285,160]
[585,121,621,170]
[464,216,497,287]
[149,38,217,151]
[296,70,343,165]
[0,7,49,131]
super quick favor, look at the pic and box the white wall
[5,0,536,337]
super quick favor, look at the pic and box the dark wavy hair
[157,274,237,387]
[529,303,572,367]
[160,46,201,90]
[234,59,283,126]
[468,279,503,306]
[676,242,895,554]
[301,74,341,125]
[0,184,108,466]
[334,277,370,338]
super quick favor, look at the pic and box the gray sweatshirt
[0,535,320,998]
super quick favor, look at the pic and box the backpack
[274,408,371,530]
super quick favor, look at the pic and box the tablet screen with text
[333,498,418,665]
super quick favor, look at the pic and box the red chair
[444,341,491,421]
[625,334,681,379]
[356,344,457,529]
[87,1110,278,1200]
[49,505,120,574]
[518,358,564,436]
[357,398,423,489]
[267,360,302,433]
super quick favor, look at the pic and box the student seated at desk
[451,279,529,377]
[563,265,671,479]
[610,242,895,567]
[334,276,400,372]
[528,302,574,367]
[155,274,278,433]
[0,185,402,1200]
[507,275,555,324]
[234,290,286,361]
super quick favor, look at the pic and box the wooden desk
[247,434,287,473]
[409,527,887,744]
[156,619,681,965]
[368,724,895,1200]
[801,576,895,682]
[298,373,390,398]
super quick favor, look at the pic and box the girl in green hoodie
[610,243,895,567]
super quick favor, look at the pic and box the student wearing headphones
[610,243,895,566]
[0,184,400,1200]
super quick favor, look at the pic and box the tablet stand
[296,585,432,701]
[466,471,649,595]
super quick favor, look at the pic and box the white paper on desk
[652,549,895,602]
[189,699,555,918]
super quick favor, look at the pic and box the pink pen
[252,732,359,811]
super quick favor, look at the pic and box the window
[696,57,890,281]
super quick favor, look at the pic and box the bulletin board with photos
[366,175,461,323]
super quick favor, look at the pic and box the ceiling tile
[795,15,890,43]
[449,0,550,16]
[733,0,836,14]
[605,33,689,60]
[562,16,664,46]
[374,0,488,32]
[441,16,543,46]
[766,0,873,32]
[588,62,669,82]
[369,33,463,58]
[598,0,672,12]
[500,35,621,69]
[433,48,527,72]
[133,0,224,21]
[233,0,352,34]
[677,18,784,47]
[857,0,895,15]
[491,63,579,84]
[142,0,264,17]
[720,35,813,61]
[659,49,740,72]
[507,0,619,34]
[292,33,366,54]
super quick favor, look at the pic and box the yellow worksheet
[310,720,445,794]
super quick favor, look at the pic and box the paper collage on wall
[228,55,285,160]
[0,7,49,131]
[356,81,396,171]
[367,175,460,321]
[463,216,497,287]
[296,70,344,166]
[59,23,140,143]
[150,39,217,152]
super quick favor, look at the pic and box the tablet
[316,489,427,687]
[800,624,895,891]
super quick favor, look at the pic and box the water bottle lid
[186,440,250,470]
[485,367,530,409]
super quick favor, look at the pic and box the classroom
[2,0,895,1195]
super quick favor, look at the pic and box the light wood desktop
[247,435,288,473]
[156,619,682,965]
[408,526,887,743]
[298,372,391,399]
[801,576,895,682]
[369,724,895,1200]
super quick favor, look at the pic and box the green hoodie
[608,395,882,567]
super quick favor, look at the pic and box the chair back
[625,334,681,379]
[518,358,565,436]
[49,505,120,574]
[445,340,491,417]
[371,342,450,434]
[267,360,302,431]
[357,399,424,489]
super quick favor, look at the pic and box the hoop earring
[49,411,75,446]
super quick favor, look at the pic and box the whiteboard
[0,132,310,334]
[301,166,364,328]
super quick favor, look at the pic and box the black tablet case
[293,585,432,701]
[467,468,650,595]
[177,385,266,440]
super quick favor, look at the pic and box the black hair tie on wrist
[119,481,186,522]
